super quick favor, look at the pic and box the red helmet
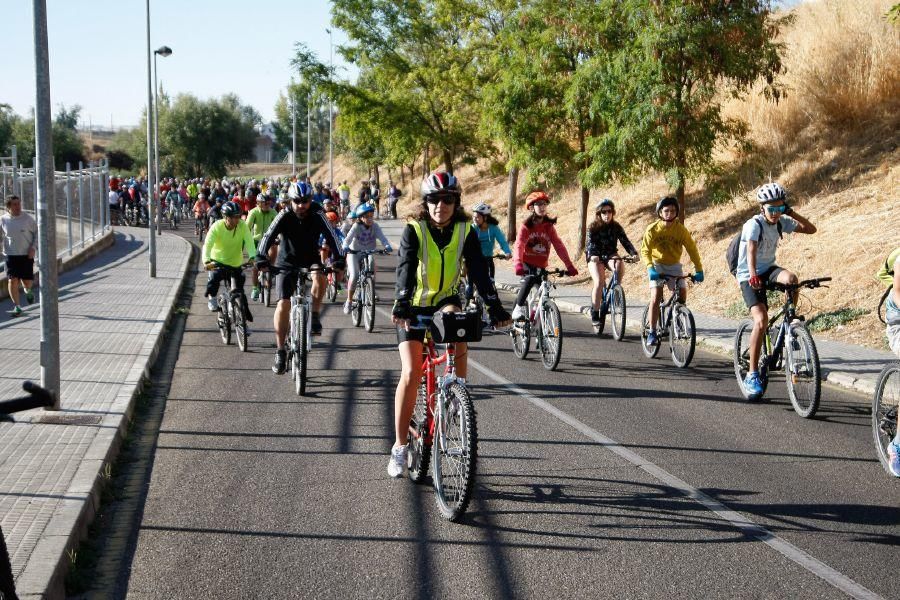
[525,191,550,209]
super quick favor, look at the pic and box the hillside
[319,0,899,351]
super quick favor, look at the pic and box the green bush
[806,307,869,332]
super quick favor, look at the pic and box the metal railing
[1,145,111,274]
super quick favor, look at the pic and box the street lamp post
[291,83,297,178]
[306,91,311,180]
[145,0,156,277]
[153,45,172,235]
[327,28,333,186]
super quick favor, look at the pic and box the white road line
[468,359,884,600]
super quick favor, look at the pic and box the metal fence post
[65,162,72,255]
[10,146,17,201]
[78,161,84,248]
[89,161,96,241]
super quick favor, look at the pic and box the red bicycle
[406,313,480,522]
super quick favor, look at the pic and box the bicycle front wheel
[292,306,308,396]
[432,383,477,522]
[262,274,272,308]
[510,321,530,359]
[363,278,376,332]
[670,304,696,368]
[407,380,431,483]
[872,362,900,476]
[217,295,231,345]
[785,323,821,418]
[611,285,626,341]
[539,302,563,371]
[351,290,363,327]
[233,298,248,352]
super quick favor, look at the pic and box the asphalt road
[95,226,899,599]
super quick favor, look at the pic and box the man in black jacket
[257,192,345,374]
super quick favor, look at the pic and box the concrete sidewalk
[377,218,893,396]
[0,226,192,599]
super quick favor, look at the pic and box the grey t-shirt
[0,212,38,257]
[735,215,797,283]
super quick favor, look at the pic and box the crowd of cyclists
[94,167,900,481]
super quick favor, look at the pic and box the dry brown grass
[322,0,900,350]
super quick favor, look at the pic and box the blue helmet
[353,202,375,218]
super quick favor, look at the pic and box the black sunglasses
[425,195,457,206]
[292,197,311,204]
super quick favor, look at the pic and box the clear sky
[1,0,351,129]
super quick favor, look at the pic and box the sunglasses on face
[425,195,457,206]
[764,204,786,214]
[532,202,548,208]
[292,198,311,205]
[599,209,613,215]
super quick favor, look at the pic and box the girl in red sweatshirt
[512,191,578,320]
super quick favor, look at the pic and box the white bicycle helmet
[756,182,786,204]
[421,171,461,198]
[472,202,491,215]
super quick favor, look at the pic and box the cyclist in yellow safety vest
[386,171,512,478]
[202,201,255,317]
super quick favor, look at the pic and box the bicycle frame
[291,270,314,353]
[654,275,692,335]
[410,324,458,454]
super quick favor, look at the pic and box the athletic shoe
[207,297,219,312]
[251,287,260,301]
[9,306,23,317]
[511,304,527,321]
[647,330,658,345]
[888,440,900,477]
[590,310,600,326]
[387,444,408,478]
[311,314,323,336]
[343,300,351,315]
[272,349,287,375]
[25,290,34,304]
[744,372,764,398]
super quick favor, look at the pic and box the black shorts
[5,255,34,280]
[275,264,324,300]
[396,297,462,344]
[740,266,783,309]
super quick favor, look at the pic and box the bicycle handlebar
[0,381,54,415]
[768,276,831,292]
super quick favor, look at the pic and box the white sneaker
[511,304,527,321]
[387,444,407,478]
[343,299,351,315]
[207,297,219,311]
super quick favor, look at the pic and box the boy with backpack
[731,183,816,398]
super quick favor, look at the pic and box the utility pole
[145,0,156,277]
[327,28,334,186]
[32,0,61,407]
[291,84,297,178]
[306,92,311,180]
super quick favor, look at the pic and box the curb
[15,233,195,600]
[0,230,116,302]
[496,282,874,399]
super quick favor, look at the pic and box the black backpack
[726,215,783,277]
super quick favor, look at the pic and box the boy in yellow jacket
[640,196,704,345]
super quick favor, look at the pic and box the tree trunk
[576,186,590,259]
[507,167,519,243]
[442,149,453,174]
[423,146,429,177]
[676,173,686,223]
[373,165,380,187]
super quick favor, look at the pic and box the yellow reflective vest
[411,220,468,307]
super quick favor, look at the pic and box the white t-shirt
[108,190,120,205]
[735,215,798,283]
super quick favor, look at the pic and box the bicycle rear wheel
[432,383,477,522]
[611,284,626,341]
[510,321,530,359]
[872,362,900,476]
[640,306,660,358]
[326,275,337,302]
[539,302,563,371]
[233,298,248,352]
[407,380,432,483]
[363,278,376,332]
[670,304,696,368]
[785,323,821,418]
[262,273,272,307]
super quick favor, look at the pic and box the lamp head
[155,46,173,57]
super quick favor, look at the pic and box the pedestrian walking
[1,195,38,316]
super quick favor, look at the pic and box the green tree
[581,0,788,219]
[161,94,257,178]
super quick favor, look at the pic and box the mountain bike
[0,381,55,600]
[733,277,830,417]
[349,249,389,332]
[873,361,899,477]
[406,312,482,522]
[463,254,508,325]
[285,267,333,396]
[640,274,697,368]
[509,268,568,371]
[195,216,208,242]
[208,262,253,352]
[593,255,639,340]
